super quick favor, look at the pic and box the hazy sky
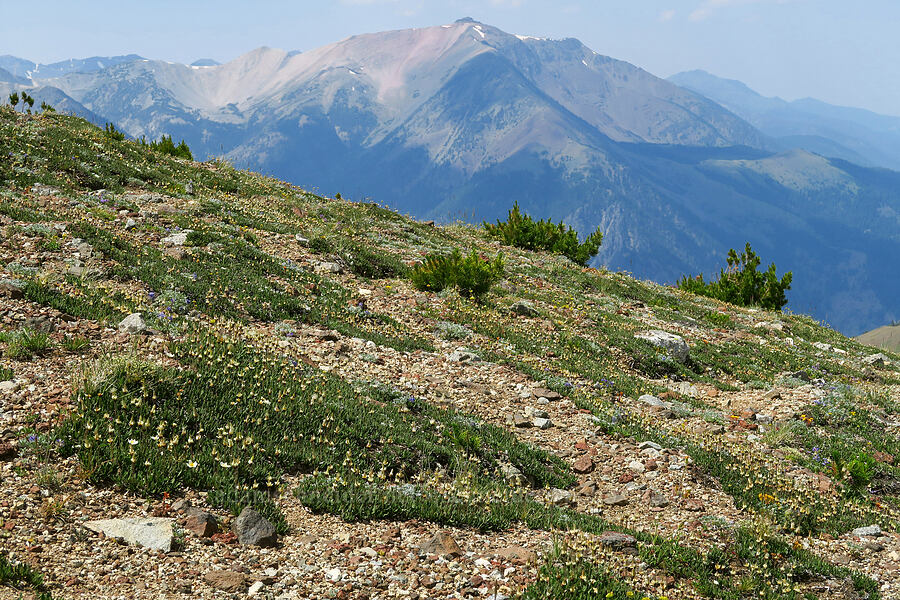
[3,0,899,116]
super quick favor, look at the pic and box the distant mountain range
[1,19,898,335]
[669,70,900,171]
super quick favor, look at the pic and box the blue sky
[3,0,899,116]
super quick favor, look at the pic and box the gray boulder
[851,525,882,537]
[232,507,277,547]
[509,300,540,317]
[85,517,173,552]
[448,350,480,364]
[118,313,147,334]
[863,353,891,368]
[638,394,672,410]
[161,231,192,246]
[548,488,575,506]
[635,330,690,363]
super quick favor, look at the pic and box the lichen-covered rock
[635,330,690,363]
[232,507,277,547]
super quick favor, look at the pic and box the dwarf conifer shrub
[678,243,792,310]
[140,134,193,160]
[484,202,603,266]
[103,123,125,141]
[409,249,503,299]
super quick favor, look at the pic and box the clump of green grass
[521,550,646,600]
[60,334,91,353]
[704,311,733,328]
[2,329,52,360]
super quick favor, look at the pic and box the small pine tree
[8,92,19,109]
[40,101,55,113]
[104,123,126,141]
[22,93,34,113]
[678,243,792,310]
[484,202,603,266]
[147,134,193,160]
[409,249,504,299]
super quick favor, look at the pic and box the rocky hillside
[2,109,900,600]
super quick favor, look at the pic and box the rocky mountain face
[3,20,898,334]
[669,69,900,171]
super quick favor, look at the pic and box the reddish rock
[874,451,895,465]
[576,481,597,497]
[420,531,462,557]
[210,531,237,544]
[684,499,705,512]
[184,509,219,537]
[618,472,634,483]
[204,570,246,592]
[495,545,537,563]
[572,455,594,474]
[532,388,561,401]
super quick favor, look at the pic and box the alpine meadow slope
[2,106,900,600]
[2,19,899,334]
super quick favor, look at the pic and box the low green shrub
[484,202,603,266]
[338,241,407,279]
[0,551,51,599]
[678,243,792,310]
[60,330,569,530]
[410,249,503,299]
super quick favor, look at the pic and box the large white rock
[863,353,891,368]
[161,230,192,246]
[85,517,173,552]
[118,312,147,334]
[635,330,690,363]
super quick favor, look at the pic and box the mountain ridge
[1,22,897,334]
[668,69,900,171]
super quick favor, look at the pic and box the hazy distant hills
[1,20,898,335]
[857,323,900,353]
[669,69,900,171]
[0,54,144,80]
